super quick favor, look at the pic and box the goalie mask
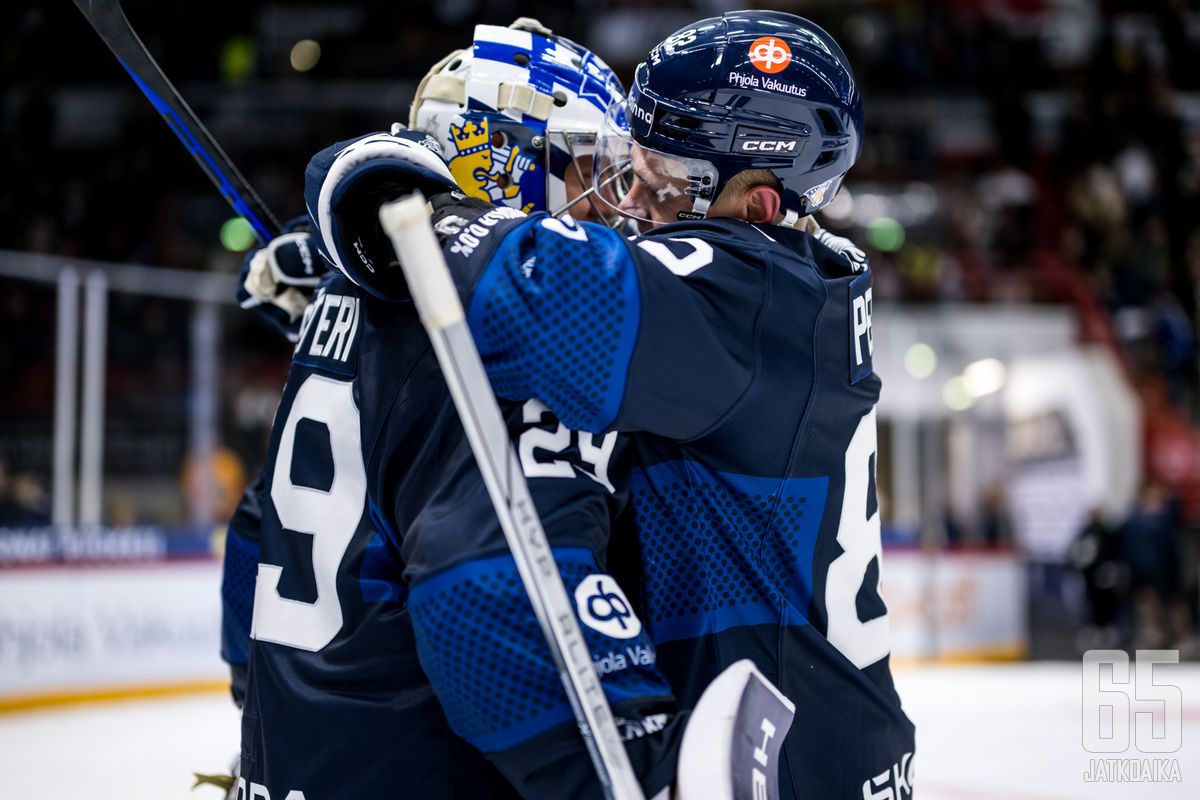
[411,19,625,222]
[593,11,864,228]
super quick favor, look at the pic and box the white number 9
[251,374,366,652]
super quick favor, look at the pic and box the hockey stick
[72,0,282,243]
[379,194,646,800]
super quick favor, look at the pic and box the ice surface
[1,662,1198,799]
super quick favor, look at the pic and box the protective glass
[592,102,719,229]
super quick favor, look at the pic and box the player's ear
[743,184,781,224]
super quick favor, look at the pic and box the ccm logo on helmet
[748,36,792,74]
[738,139,797,153]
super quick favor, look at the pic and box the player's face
[617,146,695,231]
[561,155,605,223]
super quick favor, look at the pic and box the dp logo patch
[575,574,642,639]
[749,36,792,74]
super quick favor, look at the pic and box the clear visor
[591,101,719,230]
[541,129,606,224]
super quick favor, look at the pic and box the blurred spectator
[1069,507,1127,651]
[0,459,50,526]
[1118,479,1189,650]
[976,160,1037,265]
[180,444,247,526]
[979,481,1014,546]
[1149,289,1197,409]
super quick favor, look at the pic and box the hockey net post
[380,193,646,800]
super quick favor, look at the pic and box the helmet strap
[410,50,558,127]
[409,47,466,128]
[780,209,800,229]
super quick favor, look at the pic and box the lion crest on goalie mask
[446,113,538,213]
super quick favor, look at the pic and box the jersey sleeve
[447,214,763,439]
[221,475,264,708]
[393,401,684,799]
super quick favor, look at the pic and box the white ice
[1,662,1198,799]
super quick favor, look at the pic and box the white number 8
[824,408,890,668]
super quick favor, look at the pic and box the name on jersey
[849,271,874,384]
[728,70,807,97]
[235,778,305,800]
[862,751,914,800]
[296,290,360,364]
[447,206,525,259]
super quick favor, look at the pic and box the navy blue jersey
[442,213,915,799]
[221,275,685,800]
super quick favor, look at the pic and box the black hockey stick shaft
[72,0,282,242]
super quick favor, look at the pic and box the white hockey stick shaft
[379,194,645,800]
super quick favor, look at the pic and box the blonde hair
[717,169,782,201]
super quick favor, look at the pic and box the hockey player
[223,21,792,800]
[308,11,915,799]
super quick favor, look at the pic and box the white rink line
[1,663,1199,799]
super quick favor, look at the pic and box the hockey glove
[802,215,869,273]
[305,127,458,301]
[675,660,795,800]
[237,220,328,341]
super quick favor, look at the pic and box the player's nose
[617,184,646,217]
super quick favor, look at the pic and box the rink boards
[0,528,1025,708]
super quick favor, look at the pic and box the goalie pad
[676,659,796,800]
[305,129,458,300]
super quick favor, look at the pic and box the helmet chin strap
[780,209,800,228]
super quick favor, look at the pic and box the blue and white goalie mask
[409,19,625,223]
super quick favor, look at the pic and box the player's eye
[632,169,661,195]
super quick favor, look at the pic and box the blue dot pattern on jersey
[465,218,640,433]
[221,528,260,664]
[408,546,670,752]
[629,461,827,644]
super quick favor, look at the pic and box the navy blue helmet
[594,11,863,226]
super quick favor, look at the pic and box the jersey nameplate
[848,271,873,384]
[295,289,361,372]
